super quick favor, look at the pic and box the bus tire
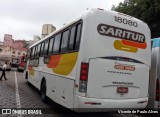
[40,80,47,103]
[27,80,31,86]
[25,72,28,79]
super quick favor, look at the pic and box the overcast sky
[0,0,124,41]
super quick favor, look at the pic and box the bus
[0,53,12,71]
[24,8,151,112]
[148,38,160,108]
[17,55,26,72]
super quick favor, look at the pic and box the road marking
[15,72,22,117]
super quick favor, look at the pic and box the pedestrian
[0,62,7,80]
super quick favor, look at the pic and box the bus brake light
[80,63,89,81]
[79,63,89,93]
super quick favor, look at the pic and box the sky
[0,0,124,41]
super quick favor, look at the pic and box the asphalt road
[0,70,157,117]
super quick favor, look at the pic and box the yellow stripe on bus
[47,52,78,76]
[114,40,138,53]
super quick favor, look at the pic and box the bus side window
[61,29,69,53]
[68,26,76,52]
[34,46,38,57]
[30,48,32,58]
[75,23,82,51]
[31,47,35,58]
[48,37,54,55]
[27,49,31,58]
[40,42,44,56]
[44,39,49,55]
[37,44,41,56]
[53,34,61,54]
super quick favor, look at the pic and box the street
[0,70,156,117]
[0,70,76,117]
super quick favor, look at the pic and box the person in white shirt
[0,62,7,80]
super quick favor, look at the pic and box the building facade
[0,34,27,65]
[41,24,56,38]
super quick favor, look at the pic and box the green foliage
[114,0,160,38]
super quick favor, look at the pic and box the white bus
[24,8,151,112]
[147,38,160,108]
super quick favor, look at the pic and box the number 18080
[114,16,138,27]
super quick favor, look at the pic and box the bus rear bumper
[74,95,148,112]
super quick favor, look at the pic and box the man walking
[0,62,7,80]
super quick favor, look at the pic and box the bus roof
[152,38,160,48]
[29,8,146,49]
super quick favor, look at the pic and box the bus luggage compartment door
[86,58,149,99]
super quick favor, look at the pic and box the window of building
[13,51,15,54]
[61,30,69,53]
[18,52,21,55]
[53,34,61,54]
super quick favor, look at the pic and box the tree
[114,0,160,38]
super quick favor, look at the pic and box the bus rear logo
[97,24,147,53]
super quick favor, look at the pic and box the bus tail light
[156,79,159,101]
[79,63,89,93]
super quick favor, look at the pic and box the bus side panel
[148,47,160,108]
[28,66,37,88]
[148,47,157,108]
[34,69,41,89]
[46,73,57,102]
[55,77,75,108]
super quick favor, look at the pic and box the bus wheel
[25,72,28,79]
[40,80,47,103]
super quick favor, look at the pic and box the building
[3,34,13,47]
[0,41,3,53]
[24,35,40,48]
[33,35,40,41]
[41,24,56,38]
[0,34,28,65]
[3,34,25,49]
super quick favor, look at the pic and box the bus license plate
[117,87,128,93]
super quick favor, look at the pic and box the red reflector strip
[137,101,148,104]
[84,102,101,105]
